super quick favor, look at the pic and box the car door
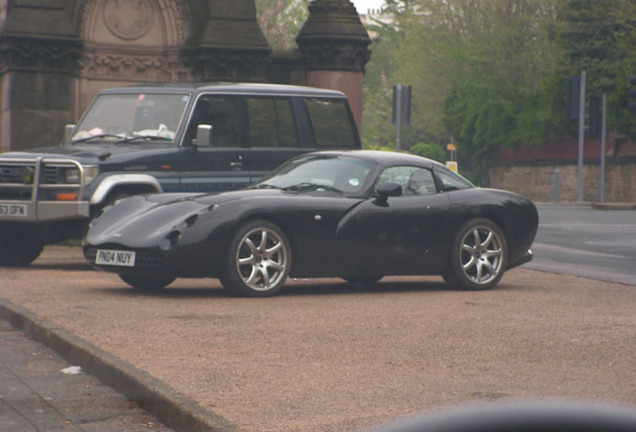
[177,95,251,192]
[335,165,451,275]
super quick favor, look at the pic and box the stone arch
[75,0,192,115]
[81,0,187,47]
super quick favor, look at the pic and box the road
[1,247,635,432]
[526,204,636,286]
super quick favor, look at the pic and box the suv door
[177,95,250,192]
[243,96,308,183]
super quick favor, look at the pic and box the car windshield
[71,93,190,144]
[254,155,375,195]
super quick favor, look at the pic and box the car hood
[85,189,327,248]
[1,143,171,164]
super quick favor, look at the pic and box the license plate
[0,203,28,217]
[95,249,136,267]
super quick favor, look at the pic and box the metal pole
[395,84,402,152]
[577,71,586,202]
[600,93,607,203]
[554,169,560,202]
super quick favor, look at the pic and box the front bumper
[0,157,91,223]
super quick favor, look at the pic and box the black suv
[0,83,361,265]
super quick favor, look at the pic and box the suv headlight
[83,166,99,184]
[64,165,98,184]
[65,167,81,184]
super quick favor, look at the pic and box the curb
[0,298,242,432]
[591,202,636,210]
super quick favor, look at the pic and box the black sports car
[83,150,538,296]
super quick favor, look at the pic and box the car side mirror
[195,124,213,147]
[63,124,76,145]
[375,182,402,204]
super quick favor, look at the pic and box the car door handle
[230,161,243,170]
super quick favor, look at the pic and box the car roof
[97,82,348,98]
[310,150,445,170]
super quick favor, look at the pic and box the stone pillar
[296,0,371,134]
[0,1,80,151]
[186,0,272,81]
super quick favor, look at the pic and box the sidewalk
[0,300,236,432]
[0,318,174,432]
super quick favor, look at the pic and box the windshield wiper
[71,133,128,144]
[117,135,173,143]
[283,182,343,194]
[252,183,282,190]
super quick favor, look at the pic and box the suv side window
[187,95,242,147]
[247,97,299,148]
[375,166,437,196]
[305,98,358,148]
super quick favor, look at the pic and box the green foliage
[256,0,309,50]
[555,0,636,137]
[408,142,446,163]
[360,0,636,179]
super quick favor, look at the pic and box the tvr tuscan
[83,150,538,296]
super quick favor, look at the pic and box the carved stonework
[0,40,81,73]
[79,51,191,81]
[103,0,154,41]
[188,51,267,81]
[298,43,370,72]
[296,0,371,73]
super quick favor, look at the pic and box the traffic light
[628,76,636,113]
[392,84,411,126]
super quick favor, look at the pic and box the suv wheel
[0,226,44,266]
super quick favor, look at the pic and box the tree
[555,0,636,138]
[362,0,560,181]
[256,0,309,50]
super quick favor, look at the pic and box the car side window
[375,166,437,196]
[247,97,299,148]
[305,98,358,148]
[186,96,242,147]
[435,169,473,191]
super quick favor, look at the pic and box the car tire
[220,220,291,297]
[445,218,507,290]
[119,274,175,290]
[0,226,44,266]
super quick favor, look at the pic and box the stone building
[0,0,370,152]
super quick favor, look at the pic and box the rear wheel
[119,274,175,290]
[219,220,291,297]
[445,218,507,290]
[0,226,44,266]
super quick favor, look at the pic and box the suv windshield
[71,93,190,144]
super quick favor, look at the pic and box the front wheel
[0,226,44,266]
[445,218,507,290]
[219,220,291,297]
[119,274,175,290]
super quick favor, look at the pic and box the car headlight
[65,165,98,184]
[83,165,99,184]
[65,167,81,184]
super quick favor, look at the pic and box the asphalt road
[0,246,634,432]
[526,204,636,286]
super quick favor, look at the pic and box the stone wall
[488,162,636,203]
